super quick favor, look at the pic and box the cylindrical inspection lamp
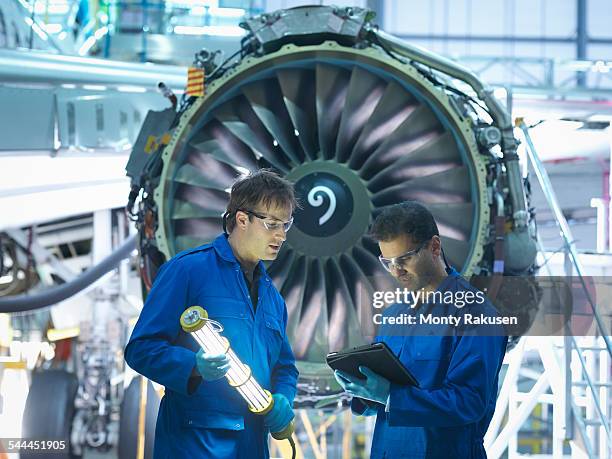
[180,306,295,442]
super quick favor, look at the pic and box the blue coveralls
[352,268,507,459]
[125,233,299,459]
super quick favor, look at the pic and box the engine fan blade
[242,78,304,166]
[335,66,386,163]
[316,64,350,160]
[276,68,319,161]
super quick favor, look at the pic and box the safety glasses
[378,241,428,272]
[239,209,294,232]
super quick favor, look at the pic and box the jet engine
[126,5,538,403]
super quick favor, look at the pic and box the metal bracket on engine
[240,6,376,53]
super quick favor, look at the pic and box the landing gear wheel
[118,376,160,459]
[21,369,79,459]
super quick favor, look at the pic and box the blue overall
[352,269,507,459]
[125,234,298,459]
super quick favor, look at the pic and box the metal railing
[518,119,611,457]
[518,120,611,356]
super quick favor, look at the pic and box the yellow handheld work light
[180,306,295,443]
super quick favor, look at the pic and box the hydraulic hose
[0,235,136,313]
[366,26,528,226]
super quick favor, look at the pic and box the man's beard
[399,269,436,292]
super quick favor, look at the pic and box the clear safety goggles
[239,209,294,232]
[378,241,428,272]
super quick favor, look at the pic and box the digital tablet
[326,342,419,387]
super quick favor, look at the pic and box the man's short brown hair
[224,169,299,233]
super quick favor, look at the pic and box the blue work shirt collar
[446,265,459,278]
[212,232,269,280]
[436,265,460,291]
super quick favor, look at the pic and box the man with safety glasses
[125,169,299,459]
[334,201,507,459]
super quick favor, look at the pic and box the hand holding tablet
[326,342,419,387]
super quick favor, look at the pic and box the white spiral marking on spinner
[308,186,337,226]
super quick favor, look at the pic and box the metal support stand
[70,209,127,455]
[270,407,363,459]
[484,121,612,458]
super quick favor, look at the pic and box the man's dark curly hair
[369,201,439,243]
